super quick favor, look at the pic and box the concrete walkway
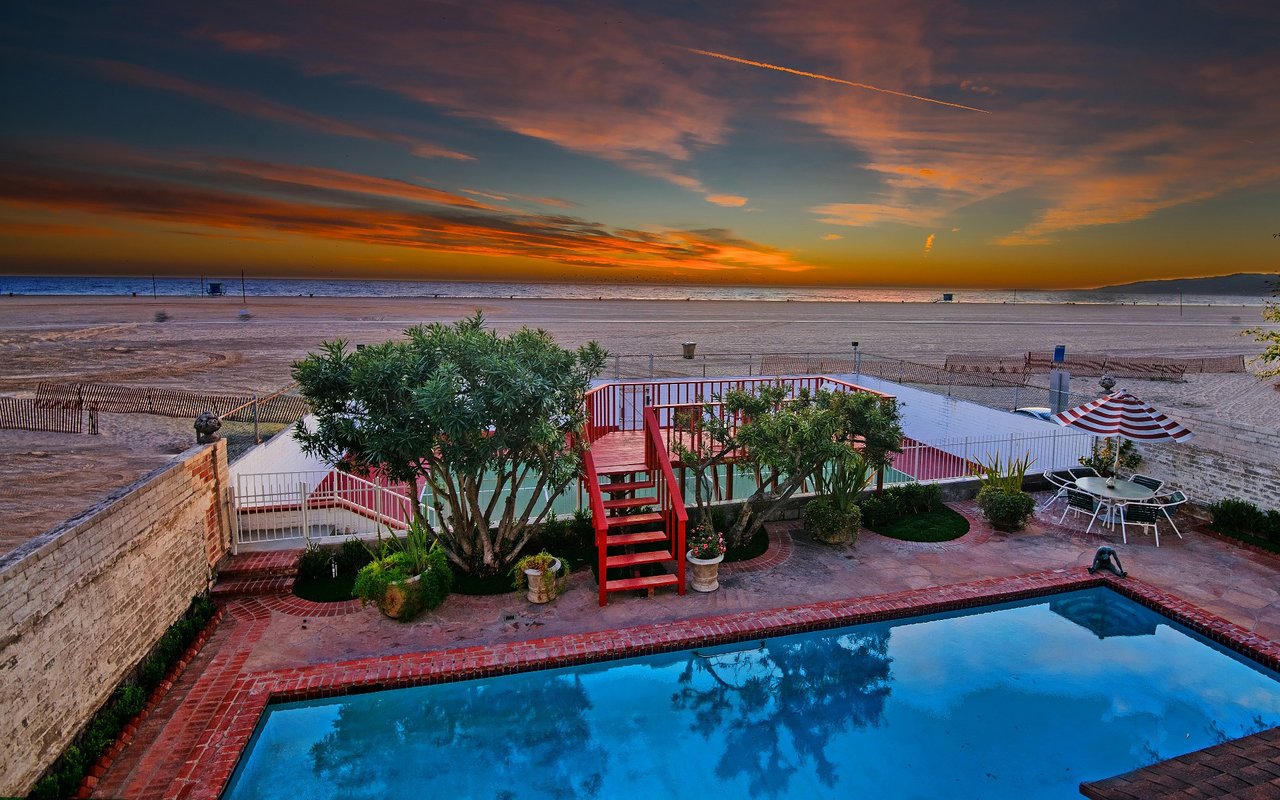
[92,493,1280,798]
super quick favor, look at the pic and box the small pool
[223,588,1280,799]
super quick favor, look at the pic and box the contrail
[685,48,990,114]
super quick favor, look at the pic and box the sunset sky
[1,1,1277,288]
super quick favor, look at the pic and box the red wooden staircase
[583,407,687,606]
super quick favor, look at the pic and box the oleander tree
[1244,280,1279,378]
[292,312,605,576]
[674,385,903,550]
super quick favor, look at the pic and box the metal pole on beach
[151,274,157,299]
[241,270,247,303]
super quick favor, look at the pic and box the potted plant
[352,521,450,620]
[686,523,726,592]
[513,550,569,603]
[974,453,1036,532]
[804,452,871,545]
[1080,438,1141,479]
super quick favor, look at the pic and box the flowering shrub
[688,522,726,559]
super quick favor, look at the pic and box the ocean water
[222,588,1280,800]
[0,275,1266,307]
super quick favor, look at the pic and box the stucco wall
[0,441,230,796]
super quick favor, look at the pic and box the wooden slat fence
[35,382,309,423]
[0,397,83,433]
[1023,353,1187,380]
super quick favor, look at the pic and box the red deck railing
[584,375,895,444]
[579,446,613,606]
[643,406,687,593]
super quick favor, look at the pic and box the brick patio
[92,494,1280,799]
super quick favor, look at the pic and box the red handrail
[578,446,611,606]
[643,406,687,593]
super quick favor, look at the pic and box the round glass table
[1074,476,1156,503]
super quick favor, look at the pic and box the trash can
[682,342,697,359]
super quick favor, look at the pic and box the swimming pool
[223,587,1280,799]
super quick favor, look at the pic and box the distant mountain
[1088,273,1278,295]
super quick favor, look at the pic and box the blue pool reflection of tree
[671,630,893,796]
[308,674,608,799]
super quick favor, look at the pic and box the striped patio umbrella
[1052,389,1193,479]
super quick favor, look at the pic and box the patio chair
[1151,490,1188,539]
[1059,489,1112,536]
[1129,474,1164,493]
[1069,467,1099,480]
[1040,470,1073,511]
[1118,502,1163,546]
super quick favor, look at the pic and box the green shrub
[803,497,862,545]
[1210,498,1264,533]
[977,485,1035,531]
[297,542,333,581]
[336,537,374,576]
[1209,498,1280,544]
[353,541,452,619]
[26,593,216,799]
[419,543,453,610]
[1079,438,1141,477]
[353,551,414,606]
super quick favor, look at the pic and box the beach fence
[35,380,310,459]
[35,381,309,422]
[0,396,86,434]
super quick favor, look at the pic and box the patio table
[1074,476,1155,526]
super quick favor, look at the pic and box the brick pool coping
[165,567,1280,800]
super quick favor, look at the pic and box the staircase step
[211,575,295,599]
[598,479,655,493]
[605,512,664,529]
[218,550,303,581]
[603,495,657,511]
[605,574,680,594]
[605,529,669,547]
[606,550,673,568]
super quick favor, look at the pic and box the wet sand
[1,294,1275,553]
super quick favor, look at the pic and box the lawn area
[870,507,970,542]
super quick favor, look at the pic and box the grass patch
[1208,526,1280,555]
[293,574,356,603]
[452,570,517,596]
[871,507,969,542]
[725,527,769,562]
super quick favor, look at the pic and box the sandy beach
[1,294,1275,554]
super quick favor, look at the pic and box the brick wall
[1136,418,1280,510]
[0,441,231,796]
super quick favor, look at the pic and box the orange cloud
[923,233,935,256]
[704,194,749,208]
[0,155,806,279]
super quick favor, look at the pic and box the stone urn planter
[687,551,724,592]
[378,574,422,619]
[513,552,567,604]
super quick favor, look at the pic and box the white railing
[231,470,425,552]
[893,430,1095,483]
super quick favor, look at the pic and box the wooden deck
[588,430,649,473]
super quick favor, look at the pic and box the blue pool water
[223,588,1280,799]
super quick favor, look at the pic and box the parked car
[1012,406,1054,422]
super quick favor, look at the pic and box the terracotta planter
[687,551,724,592]
[378,573,421,619]
[523,558,562,604]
